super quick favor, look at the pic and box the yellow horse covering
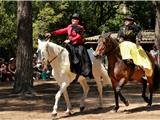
[119,41,153,77]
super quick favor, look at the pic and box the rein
[46,44,64,64]
[105,39,119,56]
[105,45,119,56]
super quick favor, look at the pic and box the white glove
[64,40,71,44]
[45,33,51,38]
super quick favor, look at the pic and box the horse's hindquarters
[130,66,145,81]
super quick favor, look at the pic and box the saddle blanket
[119,41,153,77]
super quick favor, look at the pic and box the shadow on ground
[0,80,160,115]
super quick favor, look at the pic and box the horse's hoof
[125,100,129,106]
[80,106,85,112]
[65,111,72,116]
[52,112,57,117]
[147,103,152,107]
[111,106,119,113]
[110,109,118,113]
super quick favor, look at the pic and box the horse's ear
[99,31,106,38]
[101,31,105,36]
[107,32,112,38]
[38,39,42,44]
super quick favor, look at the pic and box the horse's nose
[41,58,45,63]
[93,51,99,57]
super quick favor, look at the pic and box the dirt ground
[0,79,160,120]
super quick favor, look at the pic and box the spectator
[0,58,5,82]
[150,44,160,65]
[41,64,47,80]
[0,60,13,82]
[33,57,42,80]
[8,58,16,81]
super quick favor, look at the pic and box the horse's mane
[99,32,120,57]
[48,42,64,50]
[47,42,68,55]
[101,32,119,47]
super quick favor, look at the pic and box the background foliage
[0,1,155,61]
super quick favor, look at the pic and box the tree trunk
[152,1,160,49]
[13,1,34,94]
[99,1,104,26]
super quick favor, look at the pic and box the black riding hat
[72,13,80,20]
[124,16,135,22]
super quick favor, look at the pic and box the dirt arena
[0,79,160,120]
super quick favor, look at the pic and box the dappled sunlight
[0,80,160,119]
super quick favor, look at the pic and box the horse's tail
[153,64,160,91]
[146,52,160,91]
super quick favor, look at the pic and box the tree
[152,1,160,49]
[32,1,69,48]
[0,1,158,59]
[13,1,33,94]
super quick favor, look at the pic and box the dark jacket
[66,43,92,78]
[118,24,142,43]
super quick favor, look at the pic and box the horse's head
[94,32,118,57]
[37,38,65,66]
[37,39,49,65]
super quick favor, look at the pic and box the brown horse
[94,32,159,112]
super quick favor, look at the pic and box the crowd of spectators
[0,57,16,83]
[33,55,52,81]
[0,55,52,83]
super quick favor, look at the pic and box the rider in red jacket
[45,13,92,78]
[51,24,84,45]
[46,13,84,45]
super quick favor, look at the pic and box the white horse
[37,39,111,116]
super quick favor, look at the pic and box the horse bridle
[46,45,64,64]
[105,43,119,56]
[102,37,119,56]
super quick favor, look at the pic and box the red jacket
[51,24,84,45]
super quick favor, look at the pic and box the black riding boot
[123,59,135,70]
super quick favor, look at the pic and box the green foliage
[126,1,155,29]
[96,1,123,32]
[0,1,157,60]
[33,1,69,48]
[0,1,16,59]
[0,1,16,45]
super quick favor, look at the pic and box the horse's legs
[95,79,103,108]
[63,89,72,115]
[113,78,126,112]
[147,77,153,106]
[119,91,129,106]
[141,78,150,103]
[78,77,90,112]
[52,82,68,116]
[96,67,111,108]
[113,88,119,112]
[140,76,153,106]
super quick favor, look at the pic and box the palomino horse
[37,39,111,116]
[94,32,159,112]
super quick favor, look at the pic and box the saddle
[119,41,153,77]
[65,43,93,78]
